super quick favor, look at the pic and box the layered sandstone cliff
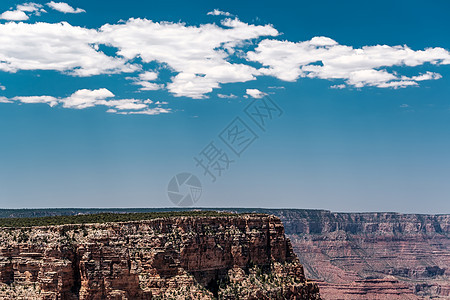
[262,209,449,300]
[0,214,321,299]
[2,208,447,299]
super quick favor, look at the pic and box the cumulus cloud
[247,37,450,89]
[0,22,138,76]
[0,16,449,102]
[3,88,170,115]
[207,9,232,16]
[0,2,44,21]
[0,18,277,97]
[100,18,278,98]
[246,88,266,98]
[0,10,29,21]
[47,1,85,14]
[60,88,114,109]
[0,83,5,90]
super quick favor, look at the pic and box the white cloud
[330,84,346,89]
[207,9,232,17]
[0,10,29,21]
[375,80,418,89]
[246,88,266,98]
[0,3,45,20]
[0,18,277,98]
[139,71,158,81]
[0,84,5,90]
[247,37,450,89]
[406,71,442,81]
[47,1,85,14]
[2,88,170,115]
[13,95,58,106]
[128,71,164,91]
[17,3,44,13]
[217,93,237,99]
[0,96,12,103]
[0,16,449,102]
[60,88,114,109]
[400,104,409,108]
[100,18,278,98]
[0,22,138,76]
[133,81,164,91]
[115,107,171,115]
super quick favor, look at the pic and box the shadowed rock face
[0,215,321,299]
[268,210,450,300]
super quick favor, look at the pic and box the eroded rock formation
[268,210,450,300]
[0,214,321,299]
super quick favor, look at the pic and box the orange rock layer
[0,214,321,299]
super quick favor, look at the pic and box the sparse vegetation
[0,211,242,228]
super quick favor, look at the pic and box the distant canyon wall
[263,209,449,300]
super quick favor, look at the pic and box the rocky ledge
[0,214,321,299]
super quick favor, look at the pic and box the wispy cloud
[127,71,164,91]
[207,9,232,16]
[246,88,267,98]
[0,96,11,103]
[47,2,85,14]
[3,89,170,115]
[217,93,238,99]
[330,84,346,89]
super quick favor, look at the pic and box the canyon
[255,209,450,300]
[0,208,448,299]
[0,213,320,299]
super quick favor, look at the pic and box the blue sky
[0,0,449,212]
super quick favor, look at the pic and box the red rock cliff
[0,214,321,299]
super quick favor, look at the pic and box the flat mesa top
[0,211,265,228]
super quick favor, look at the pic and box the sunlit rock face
[0,214,321,299]
[270,210,449,300]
